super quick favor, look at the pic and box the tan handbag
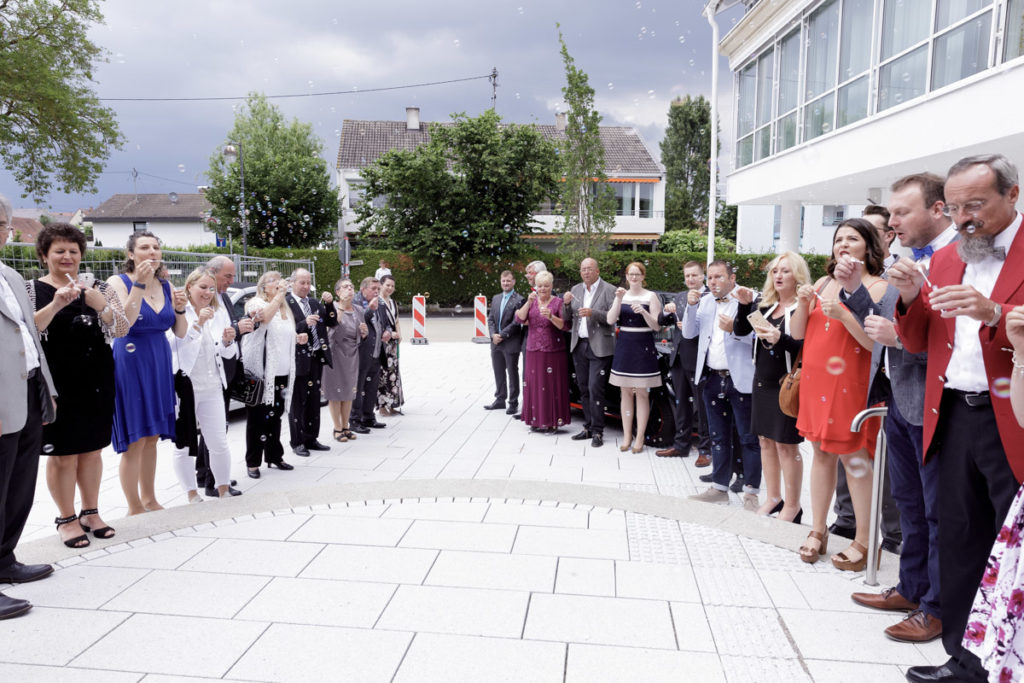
[778,349,802,419]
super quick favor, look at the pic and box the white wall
[93,221,216,249]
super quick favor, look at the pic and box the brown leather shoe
[694,454,711,467]
[884,609,942,642]
[655,447,683,457]
[851,586,918,612]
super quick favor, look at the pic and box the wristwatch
[134,281,146,289]
[986,303,1003,328]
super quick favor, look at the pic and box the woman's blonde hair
[183,267,219,310]
[535,270,553,287]
[759,252,811,309]
[254,270,290,318]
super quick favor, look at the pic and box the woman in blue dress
[107,232,187,515]
[607,262,662,453]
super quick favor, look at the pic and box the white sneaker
[688,487,729,504]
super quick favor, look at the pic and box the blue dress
[610,296,662,388]
[111,274,176,453]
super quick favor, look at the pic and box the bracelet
[174,309,186,315]
[1013,352,1024,371]
[134,281,146,290]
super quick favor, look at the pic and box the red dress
[796,283,881,455]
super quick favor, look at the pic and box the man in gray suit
[484,270,526,414]
[0,193,58,619]
[842,173,957,645]
[562,258,616,447]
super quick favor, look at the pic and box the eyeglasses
[942,200,986,217]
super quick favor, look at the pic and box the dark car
[567,291,678,448]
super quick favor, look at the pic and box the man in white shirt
[0,193,59,619]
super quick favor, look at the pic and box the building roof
[10,217,43,243]
[337,119,662,176]
[85,193,212,223]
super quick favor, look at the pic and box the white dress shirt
[578,277,602,338]
[707,294,734,371]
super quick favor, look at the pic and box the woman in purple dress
[514,270,569,432]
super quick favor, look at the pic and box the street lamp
[222,141,249,257]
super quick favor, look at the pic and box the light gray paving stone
[235,576,396,627]
[757,570,812,609]
[399,519,518,553]
[178,538,324,577]
[780,608,934,665]
[795,572,888,613]
[669,602,718,653]
[624,511,688,564]
[285,514,412,546]
[681,523,752,569]
[555,557,616,597]
[314,503,390,517]
[588,509,627,530]
[381,501,489,522]
[81,536,214,570]
[525,593,676,649]
[615,560,700,602]
[394,633,565,682]
[425,550,557,592]
[514,526,629,560]
[0,606,129,666]
[3,565,149,610]
[705,606,797,658]
[99,569,269,618]
[566,643,725,682]
[719,655,812,682]
[805,659,909,682]
[0,663,141,682]
[376,584,529,638]
[299,544,438,584]
[227,622,411,682]
[693,566,774,608]
[70,613,265,676]
[188,513,311,540]
[483,502,589,528]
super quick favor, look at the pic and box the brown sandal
[832,541,868,572]
[799,529,829,564]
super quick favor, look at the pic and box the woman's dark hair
[379,274,395,286]
[825,218,885,277]
[122,230,161,273]
[36,223,87,265]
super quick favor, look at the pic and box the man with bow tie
[683,260,759,508]
[484,271,525,415]
[891,155,1024,683]
[842,173,957,646]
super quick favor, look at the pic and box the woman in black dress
[30,224,128,547]
[733,251,810,522]
[376,274,404,415]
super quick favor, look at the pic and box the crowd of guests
[483,154,1024,682]
[0,199,403,620]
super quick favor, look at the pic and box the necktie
[911,245,933,260]
[301,297,321,350]
[499,292,510,322]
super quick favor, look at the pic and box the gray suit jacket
[0,264,56,432]
[843,283,926,426]
[562,278,617,357]
[488,291,525,354]
[683,293,755,393]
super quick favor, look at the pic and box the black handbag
[229,330,266,407]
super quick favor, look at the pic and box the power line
[102,170,198,188]
[100,74,494,102]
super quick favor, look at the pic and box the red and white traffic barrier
[411,294,428,345]
[472,294,489,343]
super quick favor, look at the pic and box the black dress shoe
[730,474,745,493]
[267,461,294,471]
[306,441,331,451]
[905,664,959,682]
[591,434,604,448]
[206,486,243,497]
[571,429,591,441]
[231,479,237,486]
[512,413,522,420]
[350,423,371,434]
[505,403,518,415]
[484,400,506,410]
[368,421,386,429]
[828,523,857,541]
[699,473,713,483]
[0,562,53,584]
[247,468,261,479]
[0,593,31,620]
[292,445,310,457]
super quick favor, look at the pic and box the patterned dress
[377,296,405,411]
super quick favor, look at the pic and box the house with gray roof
[85,193,215,249]
[336,107,665,250]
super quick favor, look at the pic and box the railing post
[850,406,889,586]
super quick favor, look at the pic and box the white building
[336,108,666,251]
[85,193,216,249]
[714,0,1024,253]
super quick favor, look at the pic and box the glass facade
[734,0,1021,168]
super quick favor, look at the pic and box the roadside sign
[216,236,227,247]
[349,259,364,266]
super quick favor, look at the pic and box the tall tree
[0,0,124,201]
[206,93,338,249]
[355,109,559,263]
[660,95,714,233]
[556,27,615,253]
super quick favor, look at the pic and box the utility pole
[490,67,498,109]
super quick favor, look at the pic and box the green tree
[0,0,124,201]
[355,109,559,263]
[206,93,338,249]
[657,228,735,254]
[717,200,738,243]
[660,95,715,233]
[556,26,616,253]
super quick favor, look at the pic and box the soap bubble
[42,444,54,454]
[260,435,267,442]
[546,367,552,373]
[826,357,846,375]
[847,456,871,479]
[992,377,1012,399]
[177,164,185,173]
[125,343,136,353]
[454,305,463,314]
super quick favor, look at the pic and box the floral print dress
[964,484,1024,682]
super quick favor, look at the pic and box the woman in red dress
[791,218,887,571]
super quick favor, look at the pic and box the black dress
[735,298,803,444]
[33,280,116,455]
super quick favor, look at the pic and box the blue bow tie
[911,245,933,260]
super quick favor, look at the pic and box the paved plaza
[2,318,946,681]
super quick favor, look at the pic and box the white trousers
[172,388,232,493]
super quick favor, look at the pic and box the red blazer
[895,218,1024,481]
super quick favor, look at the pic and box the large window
[638,184,654,218]
[734,0,1021,169]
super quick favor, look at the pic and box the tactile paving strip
[625,511,689,564]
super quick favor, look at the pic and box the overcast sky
[3,0,744,211]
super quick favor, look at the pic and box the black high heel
[792,508,804,525]
[267,461,294,471]
[55,514,89,548]
[78,508,115,539]
[768,499,785,516]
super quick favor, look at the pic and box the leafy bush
[657,228,735,254]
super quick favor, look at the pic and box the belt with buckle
[710,368,731,377]
[948,389,991,407]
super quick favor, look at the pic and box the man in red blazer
[892,154,1024,683]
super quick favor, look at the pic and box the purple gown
[520,297,570,430]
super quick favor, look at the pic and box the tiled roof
[337,119,662,176]
[85,194,212,222]
[10,217,43,243]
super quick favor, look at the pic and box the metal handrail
[850,406,889,586]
